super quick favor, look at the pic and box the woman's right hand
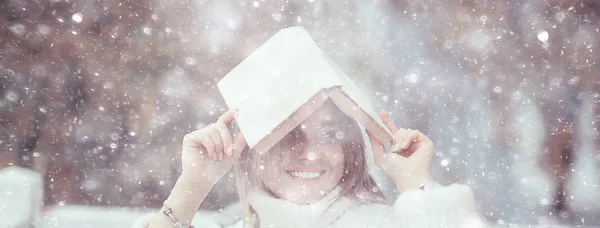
[180,109,247,185]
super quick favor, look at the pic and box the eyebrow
[321,119,346,128]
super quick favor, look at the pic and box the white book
[217,26,393,154]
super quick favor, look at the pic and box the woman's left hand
[368,110,435,192]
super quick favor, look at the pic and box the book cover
[217,26,392,154]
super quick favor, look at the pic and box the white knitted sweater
[132,183,487,228]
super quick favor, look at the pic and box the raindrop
[129,132,137,137]
[110,143,117,149]
[159,181,165,185]
[228,20,237,29]
[76,99,85,111]
[408,73,419,83]
[37,24,50,36]
[253,1,259,7]
[479,15,488,23]
[9,24,26,37]
[272,13,282,21]
[568,77,580,85]
[259,165,264,170]
[110,133,119,140]
[493,86,502,93]
[301,124,307,129]
[82,179,98,190]
[382,95,388,101]
[185,57,197,65]
[441,159,450,166]
[296,16,302,23]
[537,30,549,43]
[307,152,317,161]
[450,148,459,155]
[143,27,152,35]
[335,131,344,139]
[5,91,18,104]
[71,12,83,23]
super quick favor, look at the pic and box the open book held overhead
[217,26,393,155]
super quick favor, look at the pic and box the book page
[322,54,394,138]
[218,27,343,149]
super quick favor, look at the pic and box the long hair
[233,119,388,227]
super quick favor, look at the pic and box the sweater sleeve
[390,183,488,227]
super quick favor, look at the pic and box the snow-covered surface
[0,167,43,228]
[39,205,152,228]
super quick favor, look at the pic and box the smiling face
[258,101,351,204]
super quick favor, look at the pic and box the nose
[296,146,319,161]
[288,128,318,161]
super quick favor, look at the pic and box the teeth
[288,171,322,179]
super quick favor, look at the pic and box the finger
[208,130,224,161]
[380,109,398,133]
[401,130,420,150]
[199,136,216,160]
[391,128,409,152]
[184,130,215,158]
[214,122,234,156]
[218,109,238,126]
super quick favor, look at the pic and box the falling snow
[1,0,600,227]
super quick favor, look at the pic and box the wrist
[159,175,212,227]
[394,172,433,193]
[179,171,219,186]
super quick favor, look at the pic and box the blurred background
[1,0,600,227]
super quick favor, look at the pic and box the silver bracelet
[161,203,195,228]
[419,181,441,191]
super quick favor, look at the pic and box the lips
[286,170,326,180]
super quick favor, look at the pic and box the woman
[133,99,486,227]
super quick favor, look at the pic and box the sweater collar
[247,186,347,227]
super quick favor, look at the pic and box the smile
[286,171,326,180]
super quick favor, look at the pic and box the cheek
[260,153,283,181]
[325,146,345,173]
